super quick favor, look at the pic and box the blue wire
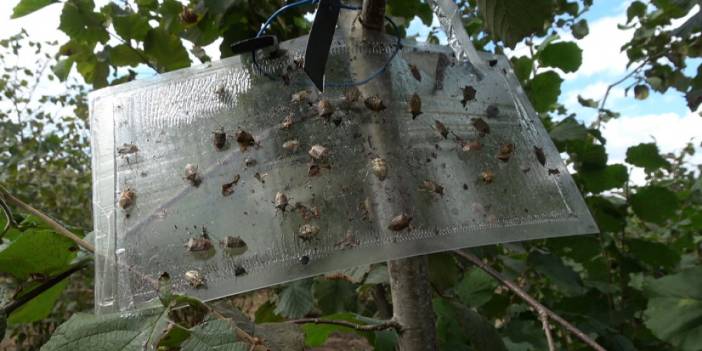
[253,0,402,89]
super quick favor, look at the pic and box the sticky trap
[90,17,597,314]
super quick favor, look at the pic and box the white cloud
[567,15,633,78]
[601,111,702,183]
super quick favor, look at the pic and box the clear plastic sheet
[90,22,597,314]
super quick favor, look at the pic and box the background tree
[1,0,701,350]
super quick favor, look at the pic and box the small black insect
[461,86,476,107]
[213,128,227,150]
[299,255,310,265]
[534,146,546,166]
[234,265,247,277]
[486,104,499,118]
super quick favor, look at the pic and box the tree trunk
[388,257,438,351]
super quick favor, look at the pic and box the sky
[2,0,701,183]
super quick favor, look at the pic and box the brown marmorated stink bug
[481,170,495,184]
[308,144,329,161]
[496,143,514,162]
[235,129,256,151]
[184,270,205,288]
[220,236,246,248]
[212,128,227,150]
[364,95,386,112]
[298,223,320,240]
[409,63,421,81]
[472,118,490,137]
[318,99,334,119]
[409,93,422,119]
[371,157,388,181]
[184,163,202,187]
[275,192,290,213]
[281,114,294,129]
[388,213,412,231]
[421,180,444,196]
[534,146,546,166]
[461,86,477,107]
[221,174,240,196]
[119,188,136,209]
[185,232,213,252]
[434,120,449,139]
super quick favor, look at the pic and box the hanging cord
[252,0,402,88]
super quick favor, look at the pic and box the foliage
[2,0,702,350]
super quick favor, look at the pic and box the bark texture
[361,0,386,30]
[388,257,438,351]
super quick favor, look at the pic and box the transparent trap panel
[90,31,597,313]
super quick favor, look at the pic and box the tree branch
[538,309,556,351]
[2,259,90,315]
[453,250,606,351]
[290,317,402,332]
[0,185,95,253]
[361,0,385,31]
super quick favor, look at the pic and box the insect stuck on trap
[364,95,386,112]
[533,146,546,166]
[220,236,247,249]
[235,129,256,151]
[434,120,449,139]
[185,232,213,252]
[117,143,139,156]
[275,192,290,213]
[472,118,490,137]
[298,223,320,240]
[318,99,334,119]
[282,139,300,152]
[421,180,444,196]
[184,163,202,187]
[212,128,227,150]
[409,63,421,81]
[371,157,388,181]
[388,213,412,231]
[221,174,240,196]
[461,86,477,107]
[185,270,206,288]
[308,144,329,160]
[118,188,136,210]
[409,93,422,119]
[496,143,514,162]
[481,170,495,184]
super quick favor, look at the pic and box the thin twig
[454,250,606,351]
[538,309,556,351]
[290,317,403,332]
[2,259,91,315]
[0,194,17,239]
[0,185,95,253]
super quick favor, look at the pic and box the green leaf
[477,0,554,47]
[626,239,680,270]
[631,186,679,224]
[52,59,74,81]
[109,45,143,67]
[112,13,151,41]
[586,196,627,233]
[578,164,628,193]
[571,19,589,39]
[59,0,109,45]
[0,229,76,279]
[254,302,284,323]
[510,56,533,83]
[576,143,608,170]
[179,319,248,351]
[428,253,461,292]
[313,279,357,315]
[578,95,599,108]
[643,267,702,351]
[549,116,587,142]
[144,27,191,72]
[527,71,563,113]
[11,0,58,18]
[274,279,314,319]
[627,1,647,23]
[539,41,582,73]
[626,143,670,173]
[8,280,68,325]
[40,305,170,351]
[454,268,497,308]
[528,251,585,296]
[387,0,432,26]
